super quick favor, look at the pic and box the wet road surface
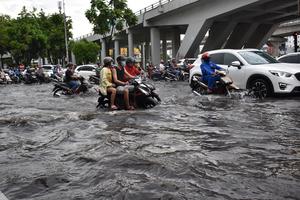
[0,82,299,200]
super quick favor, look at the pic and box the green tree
[3,7,73,66]
[45,13,72,64]
[70,39,100,64]
[85,0,137,35]
[0,15,11,68]
[7,7,47,65]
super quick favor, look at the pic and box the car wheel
[249,78,272,99]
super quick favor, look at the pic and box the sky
[0,0,158,38]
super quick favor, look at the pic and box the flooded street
[0,82,299,200]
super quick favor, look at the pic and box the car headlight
[269,70,293,78]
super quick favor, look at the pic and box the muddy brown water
[0,82,299,200]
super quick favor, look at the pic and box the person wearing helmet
[64,63,80,93]
[124,57,140,80]
[200,52,225,93]
[169,58,181,79]
[95,62,102,77]
[111,55,135,110]
[99,57,118,110]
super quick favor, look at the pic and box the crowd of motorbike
[148,59,192,82]
[0,66,57,85]
[0,55,247,111]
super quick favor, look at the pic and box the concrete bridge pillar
[224,23,259,49]
[202,21,237,52]
[101,39,106,63]
[244,24,279,49]
[128,30,134,57]
[114,40,120,61]
[172,30,180,59]
[71,52,76,65]
[162,38,167,62]
[177,20,212,59]
[150,27,161,67]
[145,42,150,64]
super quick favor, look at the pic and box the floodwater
[0,82,299,200]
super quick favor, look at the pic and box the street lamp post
[58,0,69,65]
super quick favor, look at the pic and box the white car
[277,52,300,64]
[42,65,56,77]
[189,49,300,97]
[74,65,97,80]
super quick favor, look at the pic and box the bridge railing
[280,19,300,27]
[134,0,174,16]
[75,0,174,40]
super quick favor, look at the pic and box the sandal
[125,106,135,110]
[110,105,118,110]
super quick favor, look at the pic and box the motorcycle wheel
[53,88,68,97]
[143,97,158,109]
[193,86,207,95]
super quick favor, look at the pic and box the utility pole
[293,32,298,52]
[58,1,69,65]
[63,0,69,64]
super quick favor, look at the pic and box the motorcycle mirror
[231,61,241,69]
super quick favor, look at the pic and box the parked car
[74,64,97,80]
[189,49,300,97]
[277,52,300,63]
[42,65,56,77]
[177,58,197,68]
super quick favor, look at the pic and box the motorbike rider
[169,58,181,78]
[200,52,225,93]
[111,55,135,110]
[54,64,63,77]
[0,68,6,83]
[95,62,102,77]
[64,63,80,93]
[99,57,118,110]
[159,60,166,73]
[124,57,140,79]
[36,65,46,83]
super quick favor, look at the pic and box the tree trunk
[0,54,3,68]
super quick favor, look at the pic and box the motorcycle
[97,77,161,109]
[50,73,64,82]
[151,66,178,82]
[52,76,89,97]
[8,69,21,84]
[191,70,239,98]
[88,75,100,85]
[178,65,190,81]
[23,69,38,84]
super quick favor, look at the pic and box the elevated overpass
[273,20,300,36]
[75,0,299,66]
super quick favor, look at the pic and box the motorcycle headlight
[269,70,292,78]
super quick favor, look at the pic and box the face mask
[120,61,126,67]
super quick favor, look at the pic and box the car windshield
[238,51,278,65]
[43,66,53,70]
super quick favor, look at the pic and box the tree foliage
[70,39,100,65]
[85,0,137,35]
[0,6,73,66]
[0,15,11,57]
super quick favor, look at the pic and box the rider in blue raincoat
[200,52,225,93]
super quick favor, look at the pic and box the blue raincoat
[200,61,223,89]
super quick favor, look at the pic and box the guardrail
[134,0,174,16]
[74,0,174,40]
[280,19,300,27]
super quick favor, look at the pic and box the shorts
[116,85,134,94]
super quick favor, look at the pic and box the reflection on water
[0,82,299,200]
